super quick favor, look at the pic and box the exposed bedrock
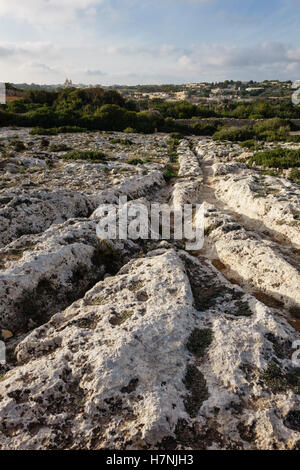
[0,250,299,450]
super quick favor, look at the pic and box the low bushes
[11,139,26,152]
[289,168,300,184]
[30,126,88,135]
[240,139,259,150]
[49,143,72,152]
[61,150,107,162]
[249,147,300,169]
[191,121,219,136]
[127,158,144,165]
[212,118,300,143]
[163,164,178,181]
[212,126,254,142]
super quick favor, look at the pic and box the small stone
[1,329,13,340]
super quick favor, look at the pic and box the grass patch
[261,169,282,178]
[0,373,10,383]
[204,221,222,237]
[163,163,178,181]
[11,139,26,152]
[168,151,178,163]
[186,328,213,357]
[111,138,133,146]
[30,126,88,136]
[62,150,107,162]
[49,143,72,152]
[92,241,124,275]
[127,158,144,165]
[183,365,208,418]
[40,137,49,148]
[262,362,300,394]
[166,133,182,161]
[232,300,253,317]
[240,139,260,151]
[109,310,134,326]
[76,316,98,330]
[123,127,136,133]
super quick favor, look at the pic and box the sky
[0,0,300,85]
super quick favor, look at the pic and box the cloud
[177,42,300,76]
[24,62,58,73]
[1,39,300,84]
[0,46,14,58]
[153,0,211,3]
[0,42,58,60]
[86,69,106,76]
[106,44,183,57]
[0,0,103,28]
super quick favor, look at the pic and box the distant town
[7,79,293,106]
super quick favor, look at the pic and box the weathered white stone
[0,131,300,451]
[171,141,203,208]
[215,173,300,248]
[212,161,247,175]
[91,171,165,212]
[202,202,300,312]
[0,250,299,450]
[0,190,97,248]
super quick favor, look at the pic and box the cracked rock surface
[0,129,299,450]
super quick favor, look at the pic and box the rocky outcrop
[0,172,165,249]
[0,190,96,248]
[177,140,203,178]
[91,171,165,210]
[0,218,138,332]
[202,203,300,313]
[0,130,300,451]
[0,249,299,450]
[172,140,203,208]
[215,172,300,248]
[195,141,300,249]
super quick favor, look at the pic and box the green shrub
[11,139,26,151]
[169,152,178,163]
[57,125,88,133]
[127,158,144,165]
[212,126,254,142]
[261,169,282,178]
[183,365,208,417]
[62,150,107,162]
[30,127,58,135]
[49,143,72,152]
[111,137,133,145]
[249,147,300,169]
[289,134,300,143]
[40,137,50,148]
[240,139,258,150]
[289,168,300,184]
[212,119,295,143]
[253,118,291,142]
[30,126,87,136]
[186,328,213,357]
[163,164,178,181]
[191,121,219,136]
[169,132,184,140]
